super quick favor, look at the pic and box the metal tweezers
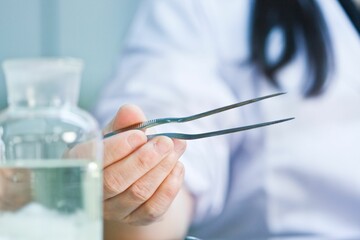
[103,92,294,140]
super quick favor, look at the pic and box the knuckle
[162,185,179,201]
[135,147,159,170]
[128,182,152,202]
[123,215,141,226]
[124,204,165,226]
[158,160,174,174]
[103,142,116,163]
[155,156,176,176]
[103,148,115,163]
[142,204,163,223]
[103,139,122,162]
[161,174,183,201]
[103,200,128,222]
[103,170,125,196]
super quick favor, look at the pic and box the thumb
[102,104,147,135]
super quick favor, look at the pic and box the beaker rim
[2,57,83,71]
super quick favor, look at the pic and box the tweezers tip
[263,92,286,99]
[280,117,295,122]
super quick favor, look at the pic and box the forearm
[104,187,194,240]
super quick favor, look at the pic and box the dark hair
[249,0,333,97]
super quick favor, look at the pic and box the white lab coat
[94,0,360,238]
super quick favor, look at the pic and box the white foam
[0,203,101,240]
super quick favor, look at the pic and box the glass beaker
[0,58,103,240]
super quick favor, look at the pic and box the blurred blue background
[0,0,140,111]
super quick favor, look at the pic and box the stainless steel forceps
[103,92,294,140]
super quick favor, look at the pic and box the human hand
[0,168,31,211]
[102,104,187,225]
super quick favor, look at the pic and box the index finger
[103,104,147,135]
[102,104,148,168]
[103,130,147,168]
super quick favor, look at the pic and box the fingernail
[154,137,172,155]
[173,162,184,176]
[127,132,144,148]
[174,139,186,153]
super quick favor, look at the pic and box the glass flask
[0,58,103,240]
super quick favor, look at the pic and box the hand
[102,104,187,225]
[0,168,31,211]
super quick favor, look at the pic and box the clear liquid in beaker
[0,159,102,240]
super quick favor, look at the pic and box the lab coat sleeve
[93,0,243,224]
